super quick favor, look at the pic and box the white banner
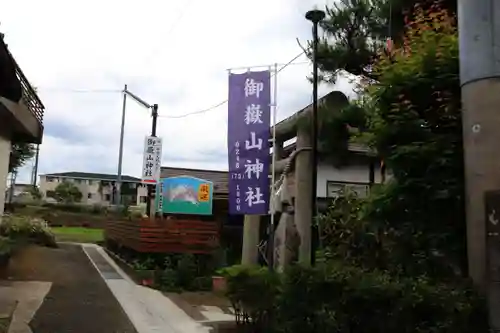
[141,136,162,184]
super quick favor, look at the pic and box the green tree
[317,4,466,278]
[28,185,42,200]
[313,0,456,83]
[54,181,83,203]
[366,6,464,277]
[9,142,35,173]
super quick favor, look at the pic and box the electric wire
[158,51,308,119]
[35,52,309,119]
[140,0,197,68]
[35,59,309,96]
[37,88,122,93]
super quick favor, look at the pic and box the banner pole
[268,63,278,270]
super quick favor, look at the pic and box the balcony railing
[13,58,44,126]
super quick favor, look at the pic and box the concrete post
[0,135,11,219]
[241,215,261,265]
[294,126,313,264]
[458,0,500,291]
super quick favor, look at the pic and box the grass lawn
[51,227,104,244]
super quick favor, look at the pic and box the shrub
[125,252,215,292]
[90,204,107,215]
[0,236,13,267]
[275,262,486,333]
[219,265,280,330]
[221,262,487,333]
[42,202,85,213]
[0,215,57,248]
[0,237,12,255]
[158,254,213,292]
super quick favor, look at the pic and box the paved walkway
[3,243,137,333]
[81,244,210,333]
[1,243,227,333]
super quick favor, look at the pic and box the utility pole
[31,144,39,187]
[116,84,127,206]
[458,0,500,330]
[119,87,159,218]
[305,8,325,265]
[8,171,16,205]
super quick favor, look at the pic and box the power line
[158,52,308,119]
[37,88,121,94]
[140,0,197,68]
[35,58,309,97]
[35,52,309,119]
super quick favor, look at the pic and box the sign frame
[141,136,162,184]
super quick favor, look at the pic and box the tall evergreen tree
[313,1,467,277]
[313,0,456,82]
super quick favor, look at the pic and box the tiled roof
[41,172,141,183]
[14,183,32,188]
[160,167,228,194]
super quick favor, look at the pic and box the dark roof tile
[41,172,141,182]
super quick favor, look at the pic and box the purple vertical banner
[227,70,271,215]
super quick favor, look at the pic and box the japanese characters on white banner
[227,70,271,215]
[157,181,164,212]
[141,136,162,184]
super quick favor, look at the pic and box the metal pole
[33,144,39,186]
[8,171,16,205]
[306,9,325,265]
[147,104,159,219]
[369,157,375,188]
[116,84,127,206]
[268,63,278,271]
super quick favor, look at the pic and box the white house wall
[282,160,384,199]
[39,176,148,206]
[316,161,382,197]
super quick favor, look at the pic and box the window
[46,177,55,182]
[88,180,93,185]
[140,196,147,203]
[105,194,111,201]
[74,179,82,184]
[326,181,369,198]
[88,193,92,199]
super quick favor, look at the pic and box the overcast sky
[3,0,351,183]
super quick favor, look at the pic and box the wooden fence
[105,218,220,254]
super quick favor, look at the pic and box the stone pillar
[294,126,313,264]
[273,139,284,159]
[462,80,500,290]
[0,134,11,219]
[459,0,500,291]
[241,214,261,265]
[274,210,300,271]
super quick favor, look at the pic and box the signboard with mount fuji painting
[155,176,213,215]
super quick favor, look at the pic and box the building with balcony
[39,172,148,206]
[0,34,44,215]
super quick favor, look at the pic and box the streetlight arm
[124,89,151,109]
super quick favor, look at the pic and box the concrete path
[0,281,51,333]
[2,244,137,333]
[82,244,211,333]
[1,243,226,333]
